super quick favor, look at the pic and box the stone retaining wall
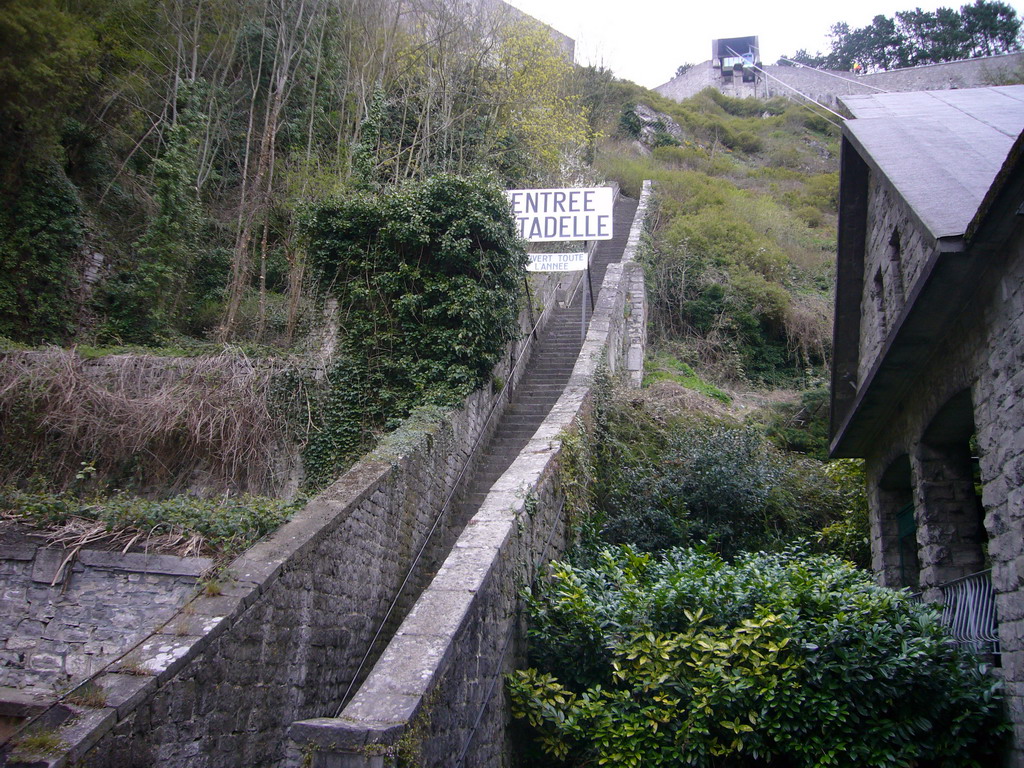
[3,238,585,767]
[0,547,210,696]
[286,179,652,768]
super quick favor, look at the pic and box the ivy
[301,173,526,488]
[0,162,82,343]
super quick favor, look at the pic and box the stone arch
[912,389,988,593]
[872,454,917,588]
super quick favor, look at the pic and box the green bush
[301,173,526,487]
[585,394,859,559]
[0,162,82,343]
[511,547,1006,767]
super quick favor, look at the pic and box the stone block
[94,672,159,718]
[0,545,37,561]
[31,548,69,585]
[78,551,213,578]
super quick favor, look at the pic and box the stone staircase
[346,194,641,711]
[456,195,640,521]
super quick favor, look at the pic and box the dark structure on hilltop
[829,85,1024,764]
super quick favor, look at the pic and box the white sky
[505,0,1024,89]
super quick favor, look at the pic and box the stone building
[829,85,1024,762]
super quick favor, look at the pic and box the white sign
[506,187,614,242]
[526,252,588,272]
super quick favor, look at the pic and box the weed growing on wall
[301,173,527,488]
[0,484,299,556]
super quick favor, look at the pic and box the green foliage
[1,0,591,348]
[786,0,1022,70]
[596,88,838,386]
[1,484,298,555]
[12,728,67,757]
[619,105,643,139]
[760,385,832,459]
[642,352,731,402]
[814,459,871,568]
[0,162,82,342]
[301,173,526,487]
[0,0,95,164]
[580,390,861,559]
[510,546,1007,767]
[98,85,211,344]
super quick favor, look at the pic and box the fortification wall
[656,53,1024,107]
[3,251,582,767]
[286,180,652,768]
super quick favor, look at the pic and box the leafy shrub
[511,546,1006,767]
[0,162,82,343]
[585,393,860,559]
[705,89,788,118]
[619,105,643,138]
[302,173,526,487]
[760,385,832,459]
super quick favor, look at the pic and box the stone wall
[859,208,1024,765]
[286,180,652,768]
[861,52,1024,93]
[856,174,934,387]
[0,547,210,695]
[2,240,585,766]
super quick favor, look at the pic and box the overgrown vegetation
[592,87,838,387]
[575,385,869,565]
[0,484,298,557]
[0,349,307,496]
[301,173,527,487]
[0,0,588,347]
[510,547,1006,767]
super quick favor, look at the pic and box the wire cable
[741,69,845,128]
[725,46,846,125]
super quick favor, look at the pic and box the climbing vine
[301,173,527,488]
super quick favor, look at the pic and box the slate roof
[841,85,1024,239]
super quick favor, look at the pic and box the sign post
[507,186,614,347]
[506,187,614,243]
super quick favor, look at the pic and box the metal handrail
[938,569,999,653]
[914,569,999,654]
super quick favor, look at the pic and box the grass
[642,352,731,403]
[593,85,840,387]
[66,681,107,708]
[0,485,301,557]
[14,729,68,756]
